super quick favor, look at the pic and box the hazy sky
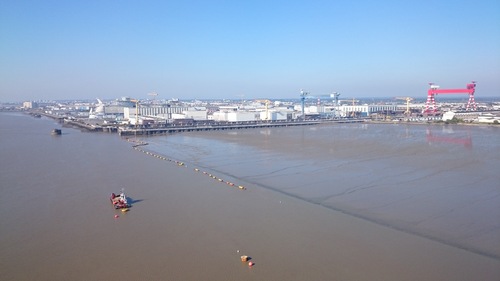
[1,0,499,102]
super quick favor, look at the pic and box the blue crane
[300,90,340,119]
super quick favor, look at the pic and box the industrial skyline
[1,1,499,102]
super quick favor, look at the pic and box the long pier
[118,119,364,136]
[28,110,365,135]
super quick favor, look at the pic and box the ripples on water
[144,123,500,259]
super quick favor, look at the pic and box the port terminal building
[123,103,402,124]
[306,104,400,118]
[125,104,295,124]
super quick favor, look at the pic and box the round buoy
[248,262,254,267]
[114,214,119,218]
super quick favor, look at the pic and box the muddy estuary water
[146,123,500,259]
[1,112,499,280]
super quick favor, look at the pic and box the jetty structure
[116,119,364,136]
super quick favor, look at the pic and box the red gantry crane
[424,81,477,114]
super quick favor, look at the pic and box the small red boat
[110,189,130,209]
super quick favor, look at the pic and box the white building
[478,113,500,123]
[442,111,456,121]
[124,105,189,120]
[212,110,258,122]
[442,111,481,122]
[339,104,398,117]
[183,109,208,120]
[23,101,38,109]
[259,110,288,121]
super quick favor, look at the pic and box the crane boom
[148,91,158,104]
[425,82,476,114]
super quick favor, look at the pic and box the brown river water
[1,112,499,280]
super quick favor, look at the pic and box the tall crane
[254,99,272,120]
[300,90,340,118]
[300,89,309,119]
[350,98,359,117]
[130,99,140,129]
[332,92,340,105]
[395,97,414,115]
[424,81,477,114]
[312,92,340,105]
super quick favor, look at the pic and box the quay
[27,110,365,135]
[118,119,365,136]
[31,111,118,132]
[63,119,119,133]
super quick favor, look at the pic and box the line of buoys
[133,147,189,169]
[131,146,247,191]
[195,168,247,191]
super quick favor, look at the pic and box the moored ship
[51,129,62,135]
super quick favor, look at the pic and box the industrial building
[22,101,38,109]
[124,105,190,120]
